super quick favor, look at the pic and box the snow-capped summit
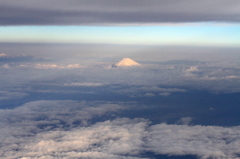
[113,58,141,67]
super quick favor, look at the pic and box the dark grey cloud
[1,0,240,25]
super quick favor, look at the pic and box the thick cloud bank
[1,100,240,159]
[1,0,240,25]
[147,124,240,159]
[15,118,148,159]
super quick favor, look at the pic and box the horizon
[1,1,240,159]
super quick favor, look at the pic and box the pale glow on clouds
[186,66,198,72]
[18,63,84,69]
[0,53,7,57]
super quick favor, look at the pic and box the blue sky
[1,23,240,47]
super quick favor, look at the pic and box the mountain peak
[113,58,141,67]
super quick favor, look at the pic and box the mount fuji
[112,58,141,67]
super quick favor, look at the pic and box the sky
[0,0,240,46]
[1,25,240,46]
[1,1,240,159]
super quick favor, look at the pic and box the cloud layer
[1,0,240,25]
[0,91,28,100]
[1,100,240,158]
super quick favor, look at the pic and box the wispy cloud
[0,91,28,100]
[116,86,187,97]
[64,83,105,87]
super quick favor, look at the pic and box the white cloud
[0,91,28,100]
[116,86,187,97]
[178,117,192,125]
[2,112,240,158]
[225,75,240,79]
[147,123,240,159]
[186,66,198,72]
[4,56,240,94]
[0,100,125,143]
[16,118,148,159]
[1,64,10,69]
[144,93,155,97]
[159,92,170,96]
[202,75,240,80]
[0,99,147,158]
[65,64,84,68]
[140,86,187,93]
[0,100,125,128]
[1,100,240,158]
[184,66,199,77]
[34,64,58,69]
